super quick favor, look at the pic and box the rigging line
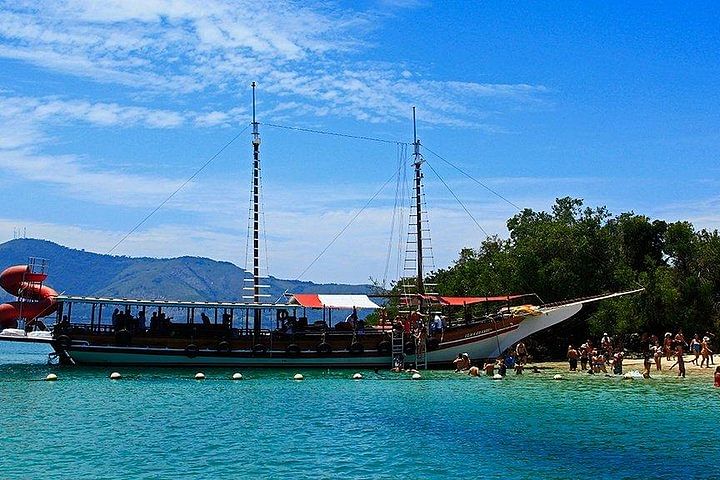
[383,144,405,288]
[262,122,408,146]
[422,145,523,212]
[424,159,490,238]
[293,169,400,282]
[107,124,251,255]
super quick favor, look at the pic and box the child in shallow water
[714,366,720,387]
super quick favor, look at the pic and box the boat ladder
[415,337,427,370]
[391,330,404,368]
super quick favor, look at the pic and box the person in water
[515,341,528,365]
[714,366,720,387]
[567,345,578,372]
[483,360,495,376]
[453,353,470,372]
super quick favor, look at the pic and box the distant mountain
[0,239,372,302]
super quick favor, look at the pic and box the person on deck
[150,312,159,333]
[111,308,120,330]
[347,306,358,330]
[201,312,211,326]
[137,311,146,331]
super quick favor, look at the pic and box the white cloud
[0,1,548,127]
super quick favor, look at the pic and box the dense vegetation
[426,197,720,356]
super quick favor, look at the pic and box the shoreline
[531,357,716,378]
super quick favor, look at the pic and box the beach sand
[531,356,717,378]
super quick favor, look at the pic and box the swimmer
[483,361,495,376]
[714,366,720,387]
[468,366,481,377]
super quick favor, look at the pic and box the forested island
[414,197,719,357]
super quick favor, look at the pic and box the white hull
[61,302,588,368]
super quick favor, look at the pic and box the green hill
[0,239,371,302]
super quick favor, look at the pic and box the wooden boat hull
[53,302,584,368]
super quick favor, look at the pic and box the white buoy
[293,373,304,381]
[232,373,243,380]
[352,373,363,380]
[411,373,422,380]
[553,374,564,380]
[45,373,58,381]
[195,372,206,380]
[492,373,503,380]
[109,372,122,380]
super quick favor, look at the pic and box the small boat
[0,85,641,367]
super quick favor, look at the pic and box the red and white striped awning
[288,294,380,309]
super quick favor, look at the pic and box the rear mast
[412,107,425,296]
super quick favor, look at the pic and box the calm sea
[1,342,718,480]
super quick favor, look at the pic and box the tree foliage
[426,197,720,353]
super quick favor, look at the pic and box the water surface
[1,343,718,479]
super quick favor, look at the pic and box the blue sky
[0,1,718,285]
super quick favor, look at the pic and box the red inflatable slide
[0,265,58,329]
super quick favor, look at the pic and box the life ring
[377,341,391,354]
[427,338,440,351]
[349,342,364,354]
[316,342,332,354]
[55,335,72,350]
[252,344,267,354]
[286,344,301,355]
[276,309,289,321]
[404,341,416,354]
[216,341,231,353]
[185,344,199,358]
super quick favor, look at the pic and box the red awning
[290,293,323,308]
[422,294,527,306]
[288,294,380,309]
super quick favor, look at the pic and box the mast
[251,82,261,336]
[412,107,425,295]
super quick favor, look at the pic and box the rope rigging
[291,169,401,282]
[262,122,408,146]
[422,145,523,212]
[107,124,251,254]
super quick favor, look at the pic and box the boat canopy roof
[422,294,527,306]
[54,295,290,310]
[288,294,380,310]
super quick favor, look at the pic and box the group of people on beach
[565,330,717,380]
[566,334,627,375]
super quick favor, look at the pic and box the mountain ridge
[0,238,372,302]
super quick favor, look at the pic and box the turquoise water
[1,343,719,479]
